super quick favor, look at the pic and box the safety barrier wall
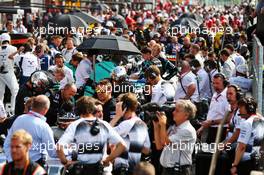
[252,35,263,115]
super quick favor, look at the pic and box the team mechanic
[56,96,127,175]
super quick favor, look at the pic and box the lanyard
[27,111,41,119]
[214,94,222,102]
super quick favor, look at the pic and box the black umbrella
[77,35,141,55]
[110,14,128,28]
[49,14,88,29]
[91,3,110,12]
[77,35,141,84]
[180,13,203,25]
[171,17,200,29]
[71,11,103,24]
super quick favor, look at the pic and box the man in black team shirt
[15,71,55,116]
[46,83,77,126]
[95,79,116,123]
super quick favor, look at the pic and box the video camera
[140,102,175,126]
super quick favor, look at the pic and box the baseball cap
[0,33,11,43]
[236,64,248,75]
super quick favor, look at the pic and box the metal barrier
[252,35,263,115]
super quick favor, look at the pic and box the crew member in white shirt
[48,53,74,85]
[61,38,78,63]
[197,73,230,143]
[231,97,263,175]
[190,59,211,100]
[225,44,246,66]
[144,65,175,105]
[175,60,199,103]
[220,49,236,79]
[0,33,19,114]
[75,53,93,89]
[204,60,219,98]
[15,43,40,86]
[190,44,204,68]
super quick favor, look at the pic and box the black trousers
[162,165,192,175]
[207,127,227,144]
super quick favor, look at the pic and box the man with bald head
[4,95,57,166]
[46,83,77,126]
[174,60,199,102]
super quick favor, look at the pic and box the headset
[228,84,243,101]
[245,97,257,114]
[54,53,65,63]
[213,73,229,87]
[90,119,100,136]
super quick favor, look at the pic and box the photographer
[153,100,197,175]
[110,93,151,175]
[56,96,126,175]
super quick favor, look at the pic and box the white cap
[112,66,127,77]
[106,21,114,27]
[236,64,248,75]
[0,33,11,43]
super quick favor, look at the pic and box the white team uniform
[61,47,78,63]
[75,59,93,88]
[49,65,74,86]
[196,68,211,100]
[0,44,19,113]
[15,52,40,77]
[222,58,236,79]
[174,71,199,102]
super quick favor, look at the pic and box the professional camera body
[140,102,175,126]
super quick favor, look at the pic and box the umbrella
[77,35,141,55]
[110,14,128,29]
[71,11,103,24]
[49,14,88,29]
[171,17,200,29]
[180,13,203,25]
[91,3,110,12]
[77,35,141,95]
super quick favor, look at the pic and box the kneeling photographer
[56,96,126,175]
[153,100,197,175]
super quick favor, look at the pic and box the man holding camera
[153,100,197,175]
[110,93,151,175]
[0,33,19,114]
[57,96,126,175]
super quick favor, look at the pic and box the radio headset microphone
[238,113,248,118]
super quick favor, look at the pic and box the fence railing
[252,34,263,115]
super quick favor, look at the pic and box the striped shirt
[58,117,125,163]
[114,117,150,172]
